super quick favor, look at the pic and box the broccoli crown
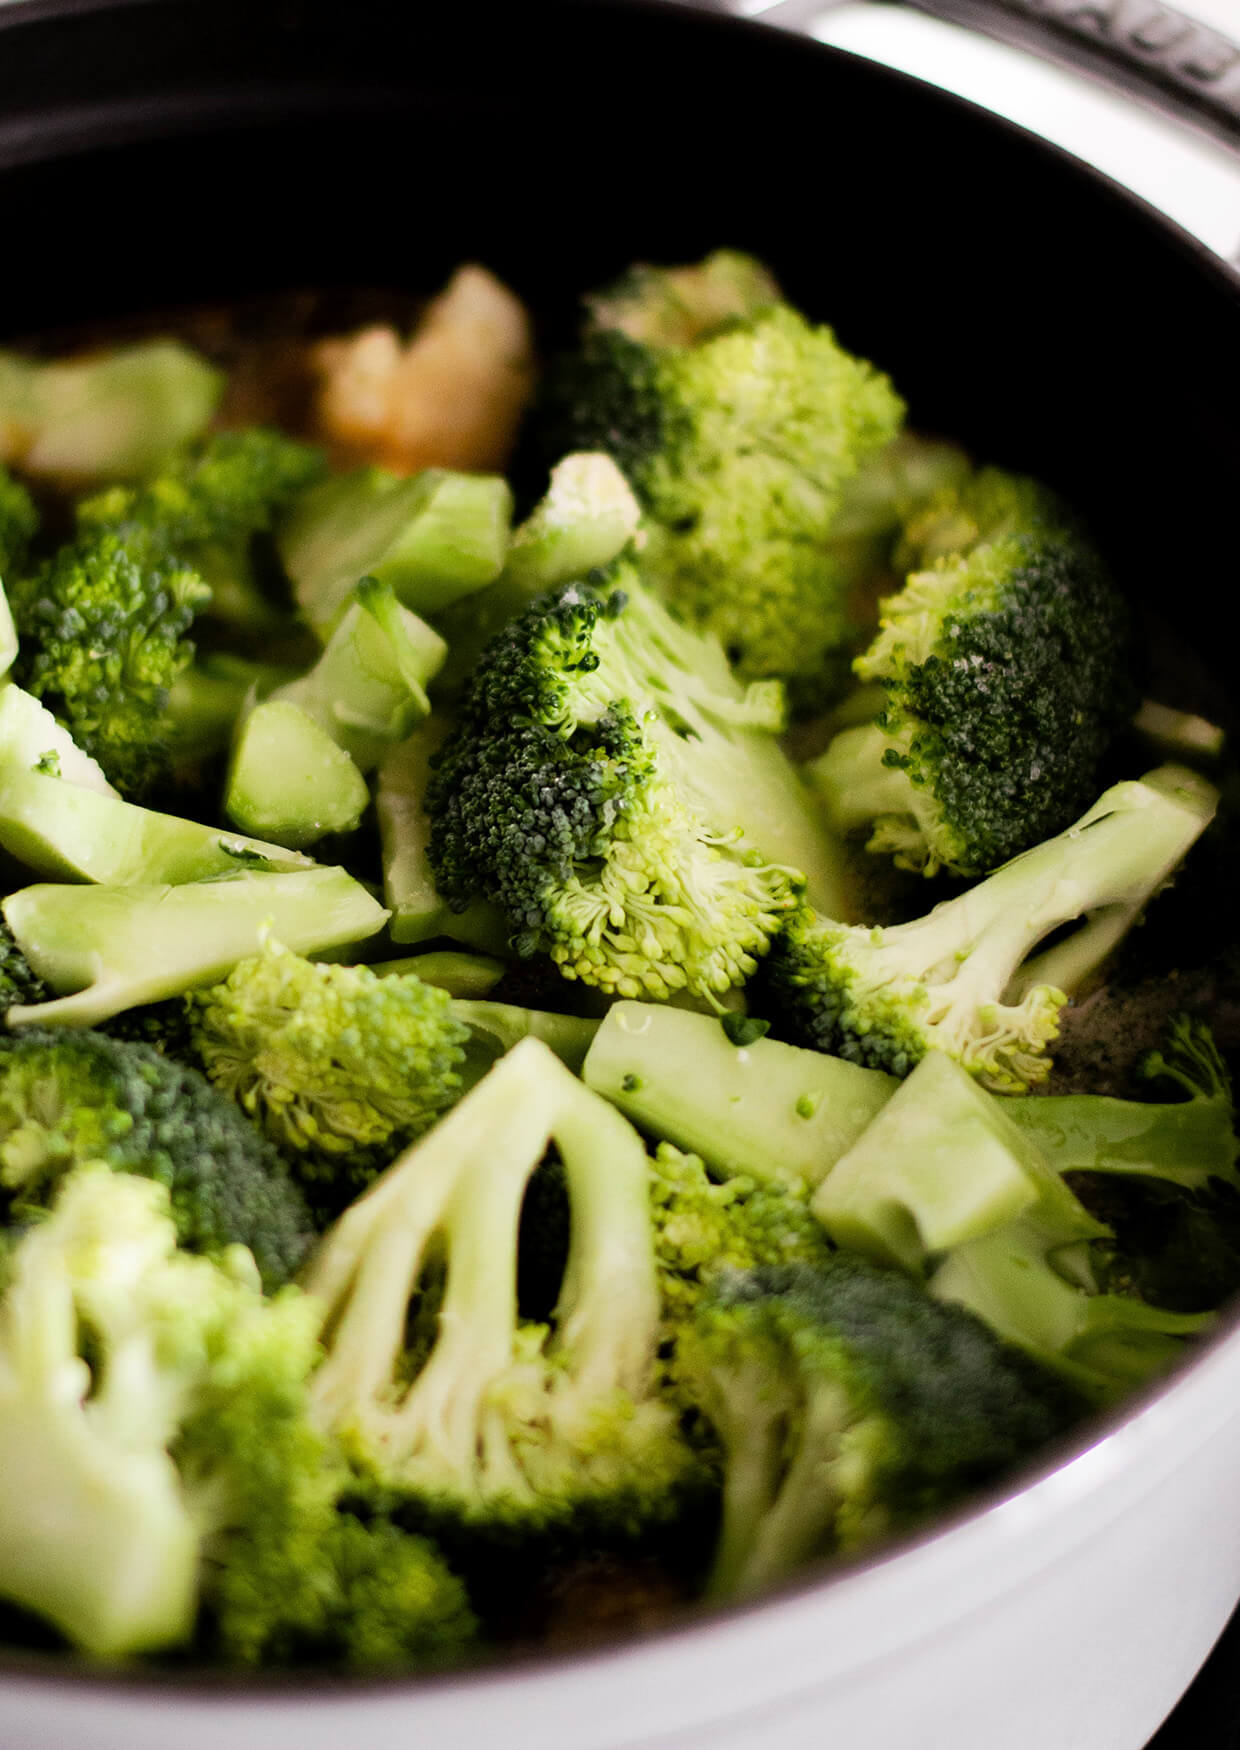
[307,1040,701,1545]
[839,468,1137,876]
[536,254,904,696]
[76,427,327,555]
[679,1260,1081,1597]
[0,462,37,580]
[0,916,48,1011]
[649,1143,832,1333]
[0,1027,314,1289]
[427,571,804,1002]
[758,767,1218,1093]
[188,938,470,1200]
[9,528,210,799]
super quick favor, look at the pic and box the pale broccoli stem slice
[277,465,513,639]
[0,341,223,482]
[374,949,505,998]
[432,453,643,697]
[0,591,16,682]
[225,700,372,850]
[452,1000,600,1082]
[0,680,118,796]
[375,720,509,951]
[0,761,314,884]
[2,866,388,1028]
[583,1001,896,1190]
[308,1038,661,1500]
[271,576,446,772]
[765,764,1219,1093]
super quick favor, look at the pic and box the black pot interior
[2,0,1240,1687]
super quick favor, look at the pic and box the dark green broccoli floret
[426,566,849,1004]
[0,917,47,1011]
[0,463,37,583]
[77,427,327,637]
[534,251,905,701]
[757,766,1217,1092]
[809,469,1139,876]
[677,1260,1081,1599]
[9,527,211,799]
[0,1027,315,1288]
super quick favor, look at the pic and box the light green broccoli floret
[759,766,1218,1092]
[307,1039,700,1541]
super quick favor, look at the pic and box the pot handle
[730,0,1240,156]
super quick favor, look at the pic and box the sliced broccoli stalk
[375,720,510,951]
[759,765,1218,1093]
[0,463,38,585]
[928,1216,1209,1404]
[432,453,642,697]
[452,1000,600,1082]
[534,252,905,701]
[375,949,506,998]
[0,680,118,796]
[427,570,854,1005]
[815,468,1138,877]
[0,340,223,482]
[0,1026,314,1289]
[2,865,388,1028]
[225,699,371,849]
[308,1039,696,1536]
[0,591,15,684]
[1132,699,1225,767]
[811,1048,1089,1273]
[271,576,446,771]
[0,760,314,884]
[1004,1015,1238,1194]
[277,466,512,640]
[583,1000,896,1191]
[677,1261,1081,1600]
[163,652,297,772]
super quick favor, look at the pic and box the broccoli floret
[307,1039,701,1549]
[426,568,851,1004]
[583,1000,895,1190]
[77,426,327,637]
[757,765,1218,1092]
[9,526,211,799]
[809,469,1138,876]
[649,1143,832,1334]
[534,252,904,700]
[677,1261,1081,1600]
[0,916,47,1011]
[0,1166,476,1666]
[0,1026,314,1288]
[2,864,388,1029]
[0,340,222,482]
[188,938,471,1199]
[0,463,37,585]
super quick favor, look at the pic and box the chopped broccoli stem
[2,865,388,1028]
[272,576,446,771]
[0,340,223,482]
[225,699,371,849]
[0,760,314,884]
[375,950,506,998]
[0,681,118,796]
[583,1001,895,1190]
[278,466,512,639]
